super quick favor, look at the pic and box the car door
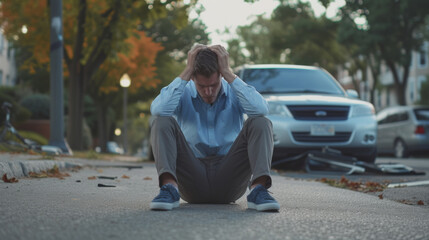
[376,110,391,152]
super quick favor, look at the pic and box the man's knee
[151,116,177,131]
[244,116,273,133]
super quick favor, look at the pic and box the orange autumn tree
[0,0,191,150]
[88,31,163,152]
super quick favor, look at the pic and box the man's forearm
[179,67,193,81]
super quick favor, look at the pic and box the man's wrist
[179,68,193,81]
[223,71,237,83]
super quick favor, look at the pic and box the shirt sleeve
[150,77,188,116]
[229,77,269,116]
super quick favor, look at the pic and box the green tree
[233,15,282,65]
[337,14,381,104]
[338,0,429,105]
[227,1,345,74]
[271,2,346,74]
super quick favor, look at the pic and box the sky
[187,0,346,46]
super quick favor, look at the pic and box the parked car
[376,105,429,158]
[106,141,124,155]
[236,64,377,163]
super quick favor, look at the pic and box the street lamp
[120,73,131,154]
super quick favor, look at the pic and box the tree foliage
[227,1,345,74]
[0,0,190,150]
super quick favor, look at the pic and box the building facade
[0,30,17,86]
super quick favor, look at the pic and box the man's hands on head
[179,43,236,83]
[180,44,207,81]
[209,45,236,83]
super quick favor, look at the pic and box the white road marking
[387,180,429,188]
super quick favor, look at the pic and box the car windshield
[241,68,346,95]
[414,108,429,120]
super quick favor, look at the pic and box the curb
[0,160,81,179]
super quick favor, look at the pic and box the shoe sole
[248,202,280,212]
[150,201,180,211]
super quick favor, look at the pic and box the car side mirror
[346,89,359,99]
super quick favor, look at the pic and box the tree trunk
[367,55,379,106]
[385,61,407,106]
[67,71,85,150]
[96,101,109,153]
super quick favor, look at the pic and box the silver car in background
[237,64,377,163]
[376,106,429,158]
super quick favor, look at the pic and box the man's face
[193,73,222,104]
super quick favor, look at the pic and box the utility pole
[49,0,71,154]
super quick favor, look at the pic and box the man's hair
[193,48,219,78]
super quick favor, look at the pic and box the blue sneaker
[247,185,280,212]
[150,184,180,211]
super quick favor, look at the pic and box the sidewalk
[0,152,143,179]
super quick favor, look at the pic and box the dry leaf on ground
[2,174,19,183]
[29,165,70,180]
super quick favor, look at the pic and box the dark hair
[193,48,219,78]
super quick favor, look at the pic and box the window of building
[386,88,390,106]
[408,77,415,102]
[0,34,4,55]
[418,42,428,68]
[417,76,427,101]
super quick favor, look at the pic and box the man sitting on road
[149,44,279,212]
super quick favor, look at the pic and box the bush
[19,94,50,120]
[0,128,48,152]
[0,93,31,124]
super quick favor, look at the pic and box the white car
[376,105,429,158]
[237,64,377,163]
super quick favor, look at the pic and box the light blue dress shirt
[151,76,268,158]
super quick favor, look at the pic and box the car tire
[357,148,377,163]
[394,139,409,158]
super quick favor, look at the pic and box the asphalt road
[277,156,429,208]
[1,159,429,240]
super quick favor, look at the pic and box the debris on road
[317,176,387,193]
[273,147,425,176]
[97,176,117,180]
[97,183,116,188]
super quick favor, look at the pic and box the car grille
[287,105,350,121]
[292,131,352,143]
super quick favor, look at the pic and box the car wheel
[394,139,409,158]
[357,148,377,163]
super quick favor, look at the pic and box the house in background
[337,41,429,111]
[0,30,17,86]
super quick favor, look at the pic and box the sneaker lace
[157,185,176,200]
[258,187,275,201]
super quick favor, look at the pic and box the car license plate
[311,124,335,136]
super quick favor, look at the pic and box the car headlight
[351,104,375,117]
[268,102,292,117]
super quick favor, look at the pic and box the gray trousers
[150,116,274,204]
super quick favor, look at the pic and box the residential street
[1,154,428,240]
